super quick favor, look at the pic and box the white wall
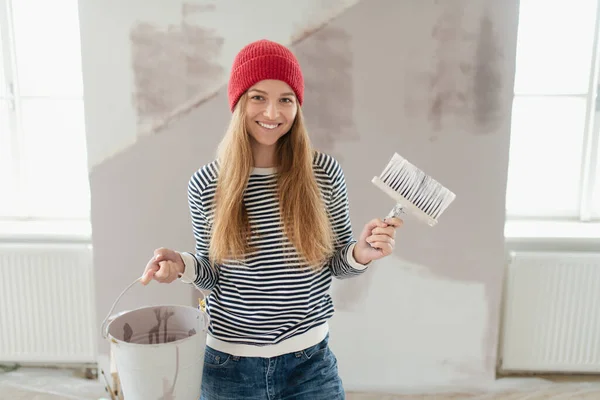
[78,0,519,393]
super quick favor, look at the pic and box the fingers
[366,218,389,230]
[366,234,395,247]
[367,242,393,256]
[141,262,159,285]
[383,217,404,228]
[142,248,180,285]
[371,226,397,238]
[370,217,403,238]
[360,217,403,261]
[153,261,168,280]
[367,217,404,231]
[154,260,180,283]
[154,247,174,263]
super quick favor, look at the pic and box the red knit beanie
[228,39,304,112]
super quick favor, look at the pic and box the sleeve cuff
[346,242,369,271]
[178,252,198,283]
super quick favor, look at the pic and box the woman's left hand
[352,217,404,265]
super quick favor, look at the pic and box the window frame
[0,0,91,241]
[505,0,600,242]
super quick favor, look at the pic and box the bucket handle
[100,277,209,339]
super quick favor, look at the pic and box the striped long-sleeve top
[179,151,368,357]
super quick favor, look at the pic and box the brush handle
[386,203,405,220]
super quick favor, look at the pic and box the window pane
[514,0,598,94]
[0,100,19,217]
[506,97,586,217]
[11,0,83,97]
[19,99,90,219]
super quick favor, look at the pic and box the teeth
[258,122,278,129]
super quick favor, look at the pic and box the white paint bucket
[101,278,209,400]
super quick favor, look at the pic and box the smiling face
[245,79,298,151]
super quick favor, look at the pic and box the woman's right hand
[141,247,185,285]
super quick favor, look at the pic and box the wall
[78,0,519,393]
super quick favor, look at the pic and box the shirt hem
[206,322,329,358]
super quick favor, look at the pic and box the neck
[251,142,277,168]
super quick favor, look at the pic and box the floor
[1,366,600,399]
[0,366,107,400]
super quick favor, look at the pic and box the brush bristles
[375,153,456,222]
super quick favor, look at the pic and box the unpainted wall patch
[130,2,223,136]
[428,2,474,132]
[294,26,358,158]
[473,14,503,132]
[404,1,505,136]
[290,0,358,44]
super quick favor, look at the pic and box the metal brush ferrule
[386,203,405,220]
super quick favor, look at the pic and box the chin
[252,136,281,147]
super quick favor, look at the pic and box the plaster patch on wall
[294,26,358,158]
[130,2,223,137]
[428,1,476,132]
[473,14,503,132]
[290,0,359,44]
[404,1,503,136]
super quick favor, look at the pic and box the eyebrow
[248,88,296,97]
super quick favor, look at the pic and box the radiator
[499,251,600,373]
[0,242,97,364]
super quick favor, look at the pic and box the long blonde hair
[209,93,335,269]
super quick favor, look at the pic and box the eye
[251,95,265,101]
[280,97,293,104]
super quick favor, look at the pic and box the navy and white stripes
[179,152,367,356]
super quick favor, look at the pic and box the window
[0,0,90,235]
[505,0,600,235]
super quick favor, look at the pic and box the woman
[141,39,402,400]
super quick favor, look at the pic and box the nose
[263,101,279,120]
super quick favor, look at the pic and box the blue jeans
[200,335,345,399]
